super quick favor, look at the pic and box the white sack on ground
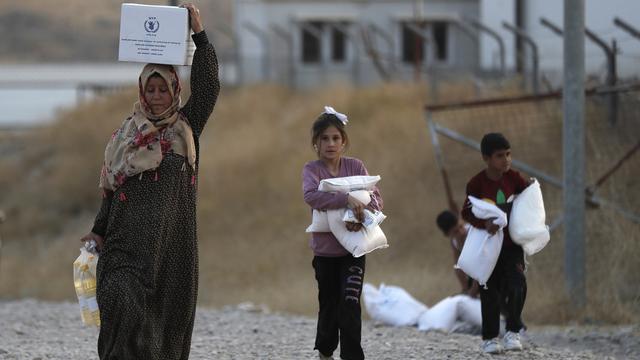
[363,283,428,327]
[362,283,380,316]
[456,196,507,286]
[509,179,550,256]
[456,295,482,327]
[327,209,388,257]
[417,296,460,332]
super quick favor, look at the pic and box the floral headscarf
[99,64,196,191]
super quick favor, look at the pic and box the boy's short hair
[436,210,458,235]
[481,132,511,157]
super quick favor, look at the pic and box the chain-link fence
[424,84,640,317]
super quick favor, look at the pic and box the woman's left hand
[345,222,363,232]
[181,3,204,33]
[80,232,104,253]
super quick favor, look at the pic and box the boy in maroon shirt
[461,133,529,354]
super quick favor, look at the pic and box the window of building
[331,27,346,62]
[301,21,323,63]
[402,22,425,63]
[300,21,351,64]
[433,21,448,61]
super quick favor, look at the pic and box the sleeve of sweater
[91,189,113,237]
[302,163,349,210]
[461,177,486,230]
[179,30,220,139]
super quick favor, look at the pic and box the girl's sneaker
[503,331,524,351]
[482,338,504,354]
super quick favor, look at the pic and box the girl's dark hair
[481,132,511,157]
[311,113,349,151]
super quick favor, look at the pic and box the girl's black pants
[313,255,366,360]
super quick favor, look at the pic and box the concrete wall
[479,0,516,72]
[524,0,640,82]
[235,0,480,88]
[479,0,640,84]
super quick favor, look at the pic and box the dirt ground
[1,299,638,359]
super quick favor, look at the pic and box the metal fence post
[464,17,506,76]
[425,112,458,214]
[541,17,618,125]
[502,21,539,94]
[366,23,396,72]
[362,24,394,81]
[563,0,586,309]
[212,24,242,86]
[405,22,431,82]
[270,24,295,88]
[297,22,327,84]
[328,23,361,86]
[614,17,640,41]
[243,22,271,83]
[584,29,618,125]
[456,19,480,77]
[0,210,4,279]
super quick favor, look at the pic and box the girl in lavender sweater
[302,107,383,360]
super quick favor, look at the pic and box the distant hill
[0,0,232,62]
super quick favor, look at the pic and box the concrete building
[234,0,481,88]
[233,0,640,88]
[479,0,640,88]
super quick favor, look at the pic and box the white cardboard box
[118,3,195,66]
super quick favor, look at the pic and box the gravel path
[1,299,638,359]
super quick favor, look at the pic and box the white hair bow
[323,106,349,125]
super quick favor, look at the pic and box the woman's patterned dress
[91,31,220,359]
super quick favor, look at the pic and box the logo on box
[144,17,159,33]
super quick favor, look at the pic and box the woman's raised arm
[180,4,220,138]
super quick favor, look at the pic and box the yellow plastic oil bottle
[73,260,89,324]
[73,240,100,326]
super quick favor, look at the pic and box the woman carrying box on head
[79,3,219,359]
[302,107,384,360]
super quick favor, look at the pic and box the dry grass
[0,81,638,325]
